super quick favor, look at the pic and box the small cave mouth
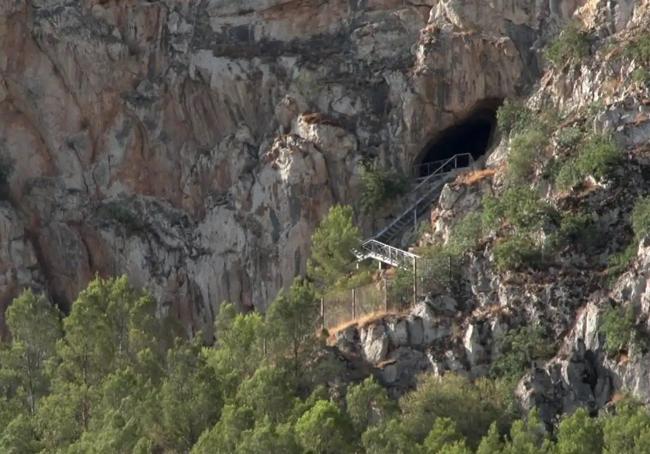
[415,100,501,177]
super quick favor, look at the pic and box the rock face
[332,299,455,391]
[323,0,650,419]
[0,0,583,335]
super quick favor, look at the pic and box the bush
[556,408,604,454]
[418,245,464,296]
[556,126,584,150]
[554,211,604,252]
[632,68,650,86]
[308,205,361,290]
[346,377,396,433]
[607,242,637,281]
[399,374,511,448]
[490,326,556,383]
[99,201,145,232]
[545,23,590,67]
[497,100,534,136]
[506,129,547,185]
[482,187,553,232]
[449,212,484,254]
[599,305,637,356]
[359,162,409,213]
[555,135,621,189]
[624,32,650,63]
[555,157,581,190]
[295,400,354,454]
[577,135,621,178]
[632,196,650,240]
[493,234,544,272]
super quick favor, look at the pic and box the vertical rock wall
[0,0,580,335]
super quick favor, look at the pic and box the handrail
[373,153,474,241]
[411,153,474,195]
[358,239,419,268]
[412,158,460,178]
[363,239,419,260]
[354,153,475,269]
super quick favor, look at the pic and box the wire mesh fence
[322,281,387,330]
[321,255,469,331]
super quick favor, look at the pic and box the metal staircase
[354,153,474,268]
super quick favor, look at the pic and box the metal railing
[356,239,419,268]
[353,153,474,269]
[413,153,474,178]
[373,153,474,245]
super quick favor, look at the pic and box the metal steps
[355,153,474,268]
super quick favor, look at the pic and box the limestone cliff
[0,0,585,336]
[322,0,650,423]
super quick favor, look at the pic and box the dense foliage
[1,276,650,453]
[307,205,362,290]
[545,23,591,67]
[359,162,409,213]
[496,100,534,136]
[555,135,621,190]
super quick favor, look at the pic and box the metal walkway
[354,153,474,268]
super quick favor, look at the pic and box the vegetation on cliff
[2,276,650,453]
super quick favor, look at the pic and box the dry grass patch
[454,168,496,186]
[326,309,403,345]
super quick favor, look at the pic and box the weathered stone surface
[386,318,409,348]
[360,322,390,363]
[0,0,590,335]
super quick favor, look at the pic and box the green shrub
[607,242,637,281]
[490,326,556,383]
[556,126,584,150]
[99,201,144,232]
[599,305,637,356]
[418,245,464,296]
[555,157,581,190]
[388,267,415,310]
[493,234,544,272]
[506,129,547,185]
[308,205,361,290]
[555,135,621,189]
[399,374,511,449]
[624,33,650,63]
[632,196,650,240]
[545,24,590,67]
[360,163,409,213]
[497,100,534,136]
[632,68,650,86]
[482,187,553,232]
[577,135,621,178]
[449,212,483,254]
[554,211,604,252]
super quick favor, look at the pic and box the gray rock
[360,323,389,363]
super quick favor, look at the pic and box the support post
[352,287,357,320]
[320,297,325,330]
[412,257,418,306]
[383,276,388,312]
[413,209,417,231]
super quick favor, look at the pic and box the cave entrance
[415,100,501,178]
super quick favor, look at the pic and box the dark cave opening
[415,100,501,177]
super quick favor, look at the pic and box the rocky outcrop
[0,0,586,335]
[331,298,456,391]
[328,0,650,416]
[519,239,650,423]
